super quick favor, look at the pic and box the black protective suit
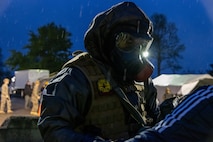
[38,2,159,142]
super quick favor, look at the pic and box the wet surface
[0,96,38,126]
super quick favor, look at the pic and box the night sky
[0,0,213,77]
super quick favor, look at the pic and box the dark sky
[0,0,213,76]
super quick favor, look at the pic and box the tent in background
[153,74,213,104]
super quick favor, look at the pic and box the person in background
[162,87,174,101]
[0,78,13,113]
[30,80,40,116]
[38,81,49,116]
[38,2,159,142]
[40,81,49,92]
[24,80,32,109]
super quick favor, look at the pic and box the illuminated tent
[153,74,213,104]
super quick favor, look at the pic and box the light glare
[143,51,149,58]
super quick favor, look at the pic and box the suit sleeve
[126,85,213,142]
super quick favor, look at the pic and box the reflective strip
[50,68,72,84]
[155,86,213,133]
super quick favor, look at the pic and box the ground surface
[0,95,38,126]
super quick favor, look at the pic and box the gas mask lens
[115,32,153,53]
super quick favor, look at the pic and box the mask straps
[99,63,146,126]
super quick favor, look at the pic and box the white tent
[153,74,213,104]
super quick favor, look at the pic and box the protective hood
[84,1,153,64]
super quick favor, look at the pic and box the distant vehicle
[11,69,50,97]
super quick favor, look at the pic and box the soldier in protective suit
[38,2,159,142]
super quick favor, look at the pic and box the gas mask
[110,32,154,82]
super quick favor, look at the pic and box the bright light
[142,51,149,58]
[11,76,15,82]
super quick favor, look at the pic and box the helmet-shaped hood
[84,2,153,63]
